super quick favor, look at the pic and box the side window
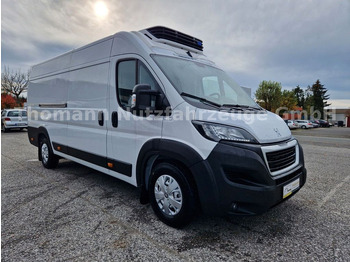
[139,63,160,91]
[117,59,160,108]
[202,76,220,97]
[21,111,27,117]
[117,60,136,107]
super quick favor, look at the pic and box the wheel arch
[136,139,220,214]
[136,139,203,189]
[28,126,51,161]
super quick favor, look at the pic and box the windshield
[152,55,259,109]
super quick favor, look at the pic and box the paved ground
[292,127,350,149]
[292,126,350,139]
[1,128,350,261]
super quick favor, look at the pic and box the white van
[27,26,306,227]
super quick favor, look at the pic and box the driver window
[202,76,220,98]
[117,60,136,107]
[117,59,160,108]
[138,63,160,91]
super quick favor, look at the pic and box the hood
[194,109,291,144]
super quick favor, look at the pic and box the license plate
[283,178,300,199]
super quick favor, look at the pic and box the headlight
[192,121,258,143]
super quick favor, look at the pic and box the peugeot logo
[273,128,282,137]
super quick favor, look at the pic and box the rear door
[7,110,20,126]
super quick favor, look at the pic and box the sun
[94,1,108,18]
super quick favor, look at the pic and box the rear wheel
[39,137,59,169]
[301,125,306,129]
[149,162,197,228]
[1,124,9,132]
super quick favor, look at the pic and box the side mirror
[131,84,159,115]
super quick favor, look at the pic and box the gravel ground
[1,129,350,261]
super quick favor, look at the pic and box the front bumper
[190,139,307,216]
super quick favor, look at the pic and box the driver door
[106,55,164,186]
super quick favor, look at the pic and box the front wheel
[301,125,306,129]
[39,137,59,169]
[149,163,197,228]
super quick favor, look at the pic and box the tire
[2,124,8,132]
[301,125,306,129]
[149,162,197,228]
[39,137,59,169]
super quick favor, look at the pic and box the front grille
[266,146,296,172]
[146,26,204,51]
[274,168,302,185]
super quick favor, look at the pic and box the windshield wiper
[180,93,262,111]
[221,104,262,111]
[180,92,221,108]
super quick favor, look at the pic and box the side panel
[28,72,69,146]
[65,62,110,157]
[31,53,71,79]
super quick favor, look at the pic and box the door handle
[112,111,118,128]
[98,111,104,126]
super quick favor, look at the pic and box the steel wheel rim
[154,174,183,216]
[41,143,49,164]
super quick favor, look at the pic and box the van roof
[30,26,210,79]
[141,26,203,52]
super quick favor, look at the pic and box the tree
[281,90,297,110]
[255,80,282,112]
[18,96,27,108]
[1,93,17,109]
[292,85,305,108]
[1,66,29,103]
[303,86,314,117]
[308,79,330,119]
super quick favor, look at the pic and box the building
[282,107,305,120]
[326,108,350,127]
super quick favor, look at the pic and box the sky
[1,0,350,107]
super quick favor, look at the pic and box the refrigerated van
[28,26,306,227]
